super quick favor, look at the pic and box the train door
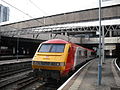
[66,46,74,71]
[76,48,82,65]
[87,51,91,58]
[84,50,87,58]
[74,47,80,67]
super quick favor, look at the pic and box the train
[32,39,95,81]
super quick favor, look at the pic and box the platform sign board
[104,45,116,50]
[102,0,112,2]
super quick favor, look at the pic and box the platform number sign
[102,0,112,2]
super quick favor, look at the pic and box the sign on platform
[104,45,116,50]
[102,0,112,2]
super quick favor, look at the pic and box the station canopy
[0,18,120,37]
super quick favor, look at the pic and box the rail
[115,58,120,72]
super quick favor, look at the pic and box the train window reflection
[38,44,65,53]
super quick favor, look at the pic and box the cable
[29,0,48,16]
[0,4,31,31]
[28,0,56,24]
[1,0,44,25]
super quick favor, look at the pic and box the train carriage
[32,39,95,80]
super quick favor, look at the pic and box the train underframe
[33,69,61,81]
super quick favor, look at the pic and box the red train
[32,39,95,80]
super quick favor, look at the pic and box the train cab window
[38,44,51,52]
[50,44,65,52]
[38,44,65,53]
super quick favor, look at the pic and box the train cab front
[32,42,69,80]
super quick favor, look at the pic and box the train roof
[79,46,95,52]
[42,39,69,44]
[69,42,95,52]
[42,39,95,52]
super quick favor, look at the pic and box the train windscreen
[38,44,65,53]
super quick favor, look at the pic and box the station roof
[41,18,120,28]
[0,4,120,28]
[0,18,120,37]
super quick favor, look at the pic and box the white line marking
[112,58,120,86]
[57,60,92,90]
[115,58,120,72]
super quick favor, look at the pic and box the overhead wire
[1,0,44,25]
[0,3,31,34]
[28,0,57,24]
[0,0,48,37]
[28,0,58,39]
[29,0,48,16]
[1,0,66,39]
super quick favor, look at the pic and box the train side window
[79,50,81,56]
[84,50,87,57]
[77,50,81,59]
[81,50,84,56]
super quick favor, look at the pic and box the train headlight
[32,61,39,65]
[60,62,65,66]
[32,61,34,65]
[51,62,65,66]
[32,61,65,66]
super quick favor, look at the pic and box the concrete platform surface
[61,58,120,90]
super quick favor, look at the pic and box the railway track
[0,70,46,90]
[15,77,38,90]
[0,71,31,89]
[0,68,31,79]
[0,61,32,77]
[116,58,120,70]
[114,58,120,77]
[0,69,71,90]
[0,59,94,90]
[1,58,118,90]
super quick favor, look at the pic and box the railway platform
[0,55,32,60]
[58,58,120,90]
[0,58,32,65]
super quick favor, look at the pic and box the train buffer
[58,58,120,90]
